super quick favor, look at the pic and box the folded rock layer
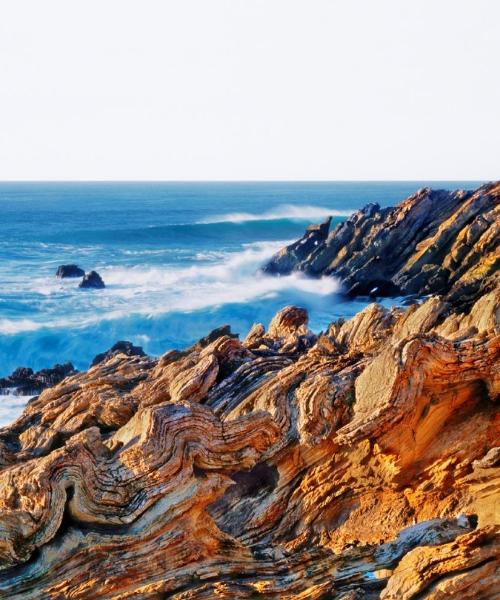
[0,183,499,598]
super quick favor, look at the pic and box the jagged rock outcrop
[263,181,500,304]
[79,270,105,289]
[0,362,77,396]
[91,340,147,367]
[0,278,497,598]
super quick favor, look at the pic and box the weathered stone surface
[2,180,500,599]
[264,181,500,305]
[0,278,497,598]
[381,527,499,600]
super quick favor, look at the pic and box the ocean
[0,181,481,387]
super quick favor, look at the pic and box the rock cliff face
[0,182,498,598]
[264,181,499,304]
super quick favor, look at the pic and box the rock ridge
[263,181,500,305]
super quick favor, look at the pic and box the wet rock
[346,279,402,298]
[0,362,77,395]
[79,270,105,289]
[263,216,332,275]
[56,264,85,278]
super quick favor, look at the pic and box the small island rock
[79,270,105,289]
[56,264,85,278]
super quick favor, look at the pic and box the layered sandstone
[0,283,498,598]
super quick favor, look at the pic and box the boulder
[56,264,85,278]
[79,270,105,289]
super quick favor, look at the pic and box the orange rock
[0,281,498,598]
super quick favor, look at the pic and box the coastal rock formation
[0,182,498,598]
[79,270,105,289]
[264,181,500,302]
[56,264,85,278]
[0,362,76,396]
[0,281,498,597]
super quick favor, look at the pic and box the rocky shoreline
[264,181,499,308]
[0,183,498,599]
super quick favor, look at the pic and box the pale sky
[0,0,498,180]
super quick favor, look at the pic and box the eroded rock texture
[0,283,498,599]
[264,181,500,303]
[1,180,499,598]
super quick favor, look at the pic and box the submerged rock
[56,264,85,278]
[79,270,105,289]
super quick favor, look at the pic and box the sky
[0,0,498,181]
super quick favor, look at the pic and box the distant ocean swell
[39,210,345,246]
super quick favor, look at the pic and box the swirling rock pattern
[0,300,498,596]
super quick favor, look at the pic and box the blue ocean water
[0,181,481,379]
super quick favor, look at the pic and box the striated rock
[79,270,105,289]
[381,527,499,599]
[243,305,316,355]
[0,285,497,598]
[56,264,85,278]
[264,181,500,305]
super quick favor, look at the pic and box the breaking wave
[198,204,351,224]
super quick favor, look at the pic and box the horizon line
[0,179,490,184]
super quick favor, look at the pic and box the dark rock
[446,275,499,316]
[401,264,451,296]
[345,279,402,299]
[56,264,85,278]
[0,362,77,395]
[91,341,146,367]
[262,216,332,275]
[79,271,105,289]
